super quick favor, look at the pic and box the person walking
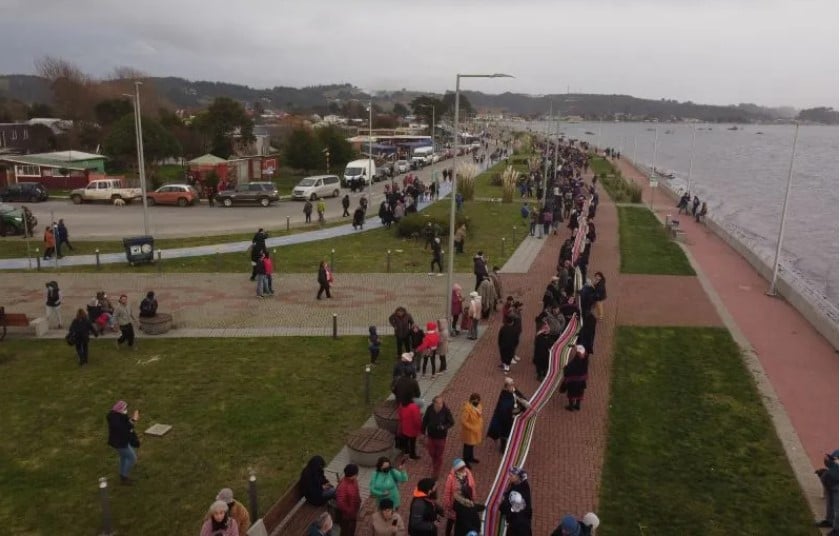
[421,395,455,478]
[415,321,440,377]
[214,488,251,536]
[816,449,839,532]
[106,400,140,485]
[497,315,518,374]
[42,224,56,259]
[436,318,449,373]
[317,199,326,224]
[56,219,73,256]
[68,308,98,365]
[342,194,351,217]
[262,253,275,296]
[388,306,415,357]
[304,200,313,223]
[560,345,590,411]
[369,456,409,509]
[45,280,63,329]
[472,251,488,291]
[487,377,530,453]
[336,464,361,536]
[316,259,332,300]
[114,294,137,350]
[369,325,381,365]
[460,393,483,465]
[466,291,481,340]
[454,224,467,254]
[429,238,443,274]
[254,253,268,298]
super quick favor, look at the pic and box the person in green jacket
[369,456,409,508]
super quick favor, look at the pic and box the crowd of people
[676,191,708,223]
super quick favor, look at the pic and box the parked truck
[342,159,376,192]
[70,179,143,205]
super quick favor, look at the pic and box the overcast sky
[1,0,837,109]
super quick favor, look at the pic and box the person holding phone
[369,456,409,509]
[370,498,406,536]
[106,400,140,485]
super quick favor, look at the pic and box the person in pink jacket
[200,500,239,536]
[450,284,464,335]
[397,400,422,460]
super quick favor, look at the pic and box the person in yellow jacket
[460,393,483,465]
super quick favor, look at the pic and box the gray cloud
[0,0,836,107]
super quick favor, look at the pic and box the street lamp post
[686,125,697,195]
[368,98,373,197]
[416,103,436,153]
[767,123,800,296]
[125,83,151,236]
[446,73,513,324]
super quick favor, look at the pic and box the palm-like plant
[501,165,520,203]
[455,162,480,201]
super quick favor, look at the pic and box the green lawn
[12,200,527,274]
[617,205,695,275]
[0,336,392,535]
[598,326,817,535]
[590,156,642,203]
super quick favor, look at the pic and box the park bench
[373,399,399,434]
[667,219,686,242]
[139,313,173,335]
[346,427,395,467]
[262,470,341,536]
[0,307,48,340]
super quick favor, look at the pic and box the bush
[396,212,469,238]
[490,173,503,186]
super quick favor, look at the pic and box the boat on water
[584,131,595,135]
[727,125,739,131]
[653,168,676,179]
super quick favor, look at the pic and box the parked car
[216,182,280,207]
[395,160,409,174]
[0,203,36,236]
[292,175,341,201]
[146,184,200,207]
[70,179,142,204]
[0,182,49,203]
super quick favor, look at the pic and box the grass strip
[617,205,695,275]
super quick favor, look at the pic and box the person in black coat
[473,251,488,291]
[561,345,590,411]
[250,228,268,281]
[352,207,366,230]
[106,400,139,484]
[341,194,350,217]
[487,378,530,453]
[578,310,598,356]
[408,478,442,536]
[68,308,98,366]
[500,467,533,536]
[317,260,331,299]
[298,455,336,506]
[497,316,519,373]
[532,320,557,381]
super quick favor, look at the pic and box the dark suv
[216,182,280,207]
[0,182,49,203]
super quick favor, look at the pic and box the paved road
[17,154,490,240]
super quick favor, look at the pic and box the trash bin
[123,236,154,265]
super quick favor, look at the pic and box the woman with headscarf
[298,455,335,506]
[487,377,530,453]
[560,345,590,411]
[500,467,532,535]
[200,500,239,536]
[106,400,140,484]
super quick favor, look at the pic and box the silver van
[292,175,341,200]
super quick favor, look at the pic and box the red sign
[262,158,277,175]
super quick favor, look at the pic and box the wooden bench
[262,483,307,535]
[0,307,48,339]
[373,399,399,434]
[139,313,172,335]
[346,427,395,467]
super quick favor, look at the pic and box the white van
[343,159,376,191]
[292,175,341,200]
[413,146,434,161]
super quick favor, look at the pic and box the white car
[395,160,409,173]
[431,153,441,163]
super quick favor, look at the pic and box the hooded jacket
[414,322,440,353]
[408,488,439,536]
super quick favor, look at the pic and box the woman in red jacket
[336,464,361,536]
[397,400,422,460]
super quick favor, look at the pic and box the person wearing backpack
[45,281,62,329]
[139,291,158,318]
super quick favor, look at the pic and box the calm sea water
[519,121,839,308]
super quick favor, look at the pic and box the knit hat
[560,515,580,536]
[344,463,359,477]
[575,344,586,355]
[469,291,479,298]
[417,477,436,494]
[452,458,466,471]
[426,321,436,331]
[582,512,600,529]
[401,352,414,363]
[379,498,394,510]
[216,488,234,503]
[504,377,515,386]
[434,237,440,243]
[509,491,526,513]
[112,400,128,413]
[509,466,528,481]
[209,500,229,515]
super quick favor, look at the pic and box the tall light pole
[125,82,150,235]
[416,103,436,152]
[650,127,658,211]
[446,73,514,324]
[686,125,697,195]
[368,98,373,196]
[767,123,800,297]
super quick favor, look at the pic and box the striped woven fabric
[481,198,591,535]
